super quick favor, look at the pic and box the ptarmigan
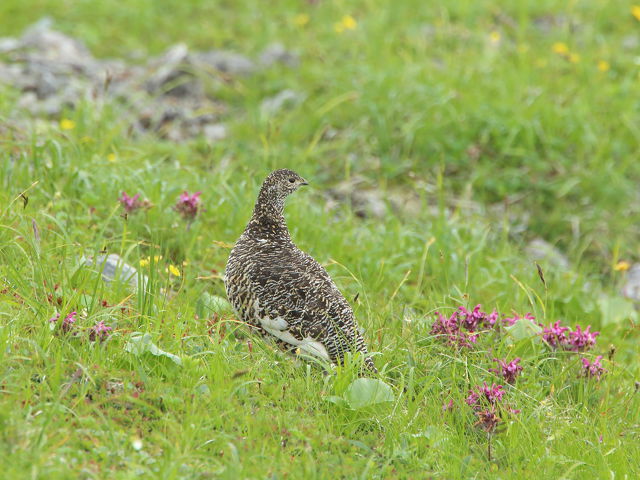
[225,169,377,373]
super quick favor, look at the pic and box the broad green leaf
[124,332,182,366]
[196,292,233,318]
[343,378,394,410]
[597,295,638,325]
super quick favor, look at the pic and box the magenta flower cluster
[49,311,76,333]
[49,311,112,342]
[174,191,202,220]
[541,321,599,352]
[466,382,505,407]
[581,356,606,380]
[89,321,113,342]
[490,358,523,384]
[430,305,514,348]
[465,382,512,433]
[119,192,143,213]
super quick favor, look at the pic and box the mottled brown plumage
[224,169,376,373]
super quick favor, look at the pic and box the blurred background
[2,1,639,267]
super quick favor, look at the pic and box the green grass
[1,0,639,478]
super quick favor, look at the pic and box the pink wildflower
[541,321,570,348]
[581,355,606,380]
[466,382,505,409]
[175,191,202,220]
[119,191,142,213]
[568,325,599,352]
[89,321,113,342]
[490,357,523,384]
[430,310,478,348]
[50,311,77,333]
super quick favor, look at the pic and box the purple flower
[442,399,454,411]
[89,321,112,342]
[475,409,500,433]
[50,311,76,333]
[541,321,570,349]
[485,310,499,327]
[490,357,523,384]
[175,191,202,220]
[430,310,478,348]
[465,391,480,406]
[581,355,606,380]
[119,191,142,213]
[567,325,599,352]
[466,382,505,408]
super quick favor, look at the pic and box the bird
[224,169,377,373]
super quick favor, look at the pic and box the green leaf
[343,378,394,410]
[504,318,543,341]
[597,295,638,325]
[124,332,182,366]
[196,292,233,318]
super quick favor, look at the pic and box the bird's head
[262,169,308,199]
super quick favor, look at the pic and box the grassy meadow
[1,0,639,478]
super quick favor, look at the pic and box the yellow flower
[342,15,357,30]
[140,255,162,267]
[489,31,501,44]
[60,119,76,130]
[552,42,569,55]
[107,153,117,162]
[614,261,631,272]
[167,264,181,277]
[335,15,357,33]
[632,6,640,21]
[293,13,309,27]
[597,60,610,72]
[569,53,580,63]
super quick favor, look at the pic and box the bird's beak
[300,180,309,186]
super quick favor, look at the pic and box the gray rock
[202,123,227,141]
[622,264,640,302]
[0,37,20,53]
[327,176,388,219]
[525,238,569,269]
[145,44,203,97]
[260,89,304,115]
[84,254,147,291]
[191,50,255,75]
[21,17,94,68]
[259,43,299,68]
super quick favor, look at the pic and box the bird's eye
[288,178,295,183]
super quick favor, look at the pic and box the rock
[201,123,227,141]
[145,44,203,97]
[191,50,255,75]
[260,89,304,115]
[622,264,640,302]
[84,254,147,291]
[524,238,569,269]
[327,176,388,219]
[0,37,20,53]
[259,43,299,68]
[20,17,94,68]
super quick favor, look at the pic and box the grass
[1,0,639,478]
